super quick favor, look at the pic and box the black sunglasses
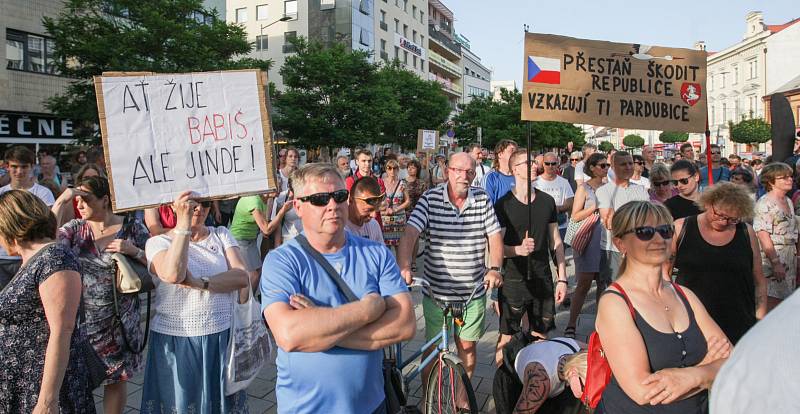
[670,177,692,186]
[652,180,670,187]
[570,159,579,162]
[623,224,675,241]
[544,161,558,166]
[298,189,349,206]
[634,161,644,165]
[595,163,610,169]
[354,193,386,207]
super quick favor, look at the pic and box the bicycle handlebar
[408,278,487,307]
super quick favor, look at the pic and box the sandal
[564,326,577,339]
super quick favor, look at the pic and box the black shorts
[498,278,555,335]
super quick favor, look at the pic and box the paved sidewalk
[97,255,598,413]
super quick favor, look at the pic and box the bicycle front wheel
[424,353,478,414]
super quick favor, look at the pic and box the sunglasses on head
[622,224,675,241]
[298,189,349,206]
[652,180,670,187]
[354,193,386,207]
[670,177,692,186]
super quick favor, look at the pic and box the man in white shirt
[467,144,488,187]
[573,143,597,186]
[0,146,55,289]
[596,151,649,284]
[534,152,574,241]
[345,176,384,243]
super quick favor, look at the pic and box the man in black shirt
[493,148,568,366]
[664,160,702,219]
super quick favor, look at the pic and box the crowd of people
[0,138,798,413]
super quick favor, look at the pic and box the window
[709,75,714,91]
[403,50,408,64]
[235,7,247,23]
[420,34,424,45]
[403,0,407,12]
[5,30,58,74]
[256,35,268,51]
[284,0,297,18]
[720,72,725,88]
[359,28,371,46]
[722,102,727,123]
[394,46,399,60]
[748,59,758,79]
[256,4,268,20]
[733,66,739,84]
[380,10,385,22]
[380,39,386,52]
[413,55,417,68]
[359,0,371,15]
[711,105,716,124]
[420,11,423,24]
[284,31,297,53]
[412,5,416,18]
[420,59,424,71]
[464,66,469,74]
[321,0,335,10]
[412,29,417,43]
[403,24,408,37]
[394,19,399,33]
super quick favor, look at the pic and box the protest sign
[94,70,276,212]
[522,33,707,132]
[417,129,439,152]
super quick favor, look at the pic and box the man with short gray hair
[261,163,415,413]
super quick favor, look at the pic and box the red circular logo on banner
[680,83,702,107]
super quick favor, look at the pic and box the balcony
[429,73,463,97]
[428,24,460,58]
[428,50,461,78]
[380,21,388,31]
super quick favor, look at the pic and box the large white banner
[94,70,276,212]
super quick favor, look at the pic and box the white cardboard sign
[94,70,276,212]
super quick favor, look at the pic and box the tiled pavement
[96,255,598,414]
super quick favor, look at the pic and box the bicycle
[389,279,485,414]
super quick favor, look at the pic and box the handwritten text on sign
[95,70,274,211]
[521,33,707,132]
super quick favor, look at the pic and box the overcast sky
[452,0,798,84]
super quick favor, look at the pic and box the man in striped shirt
[398,152,504,390]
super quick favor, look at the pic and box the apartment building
[374,0,428,77]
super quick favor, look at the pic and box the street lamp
[260,15,291,34]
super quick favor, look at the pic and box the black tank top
[598,284,708,414]
[674,215,756,344]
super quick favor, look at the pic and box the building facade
[426,0,462,114]
[457,35,491,105]
[1,0,75,148]
[374,0,428,78]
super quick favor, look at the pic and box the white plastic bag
[224,282,271,395]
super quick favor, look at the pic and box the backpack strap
[606,282,635,317]
[548,338,579,353]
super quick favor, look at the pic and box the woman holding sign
[141,190,249,413]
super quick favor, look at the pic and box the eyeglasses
[622,224,675,241]
[710,204,741,224]
[354,193,386,207]
[386,167,397,170]
[652,180,671,187]
[298,189,350,207]
[670,177,692,186]
[775,175,794,181]
[544,161,558,166]
[595,163,610,169]
[634,161,644,165]
[448,167,476,177]
[570,158,579,162]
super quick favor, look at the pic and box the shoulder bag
[295,234,417,414]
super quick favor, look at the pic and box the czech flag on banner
[527,56,561,84]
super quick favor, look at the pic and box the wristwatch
[487,266,505,276]
[134,248,145,260]
[200,276,210,290]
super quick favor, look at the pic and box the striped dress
[407,184,501,301]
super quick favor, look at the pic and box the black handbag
[295,235,415,414]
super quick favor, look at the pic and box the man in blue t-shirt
[699,144,731,189]
[483,139,518,204]
[261,163,415,414]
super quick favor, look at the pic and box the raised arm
[37,270,82,412]
[148,192,194,284]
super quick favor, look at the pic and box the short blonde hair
[759,162,793,192]
[0,190,57,244]
[291,163,344,197]
[612,201,674,275]
[697,181,755,220]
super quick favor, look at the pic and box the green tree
[375,62,450,145]
[729,118,772,145]
[44,0,270,143]
[598,141,615,152]
[273,37,393,149]
[659,131,689,143]
[452,88,584,149]
[623,134,645,149]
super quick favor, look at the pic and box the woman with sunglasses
[753,162,800,312]
[564,153,607,338]
[381,159,411,251]
[648,163,678,203]
[55,176,149,414]
[140,191,250,412]
[596,201,730,413]
[670,182,766,344]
